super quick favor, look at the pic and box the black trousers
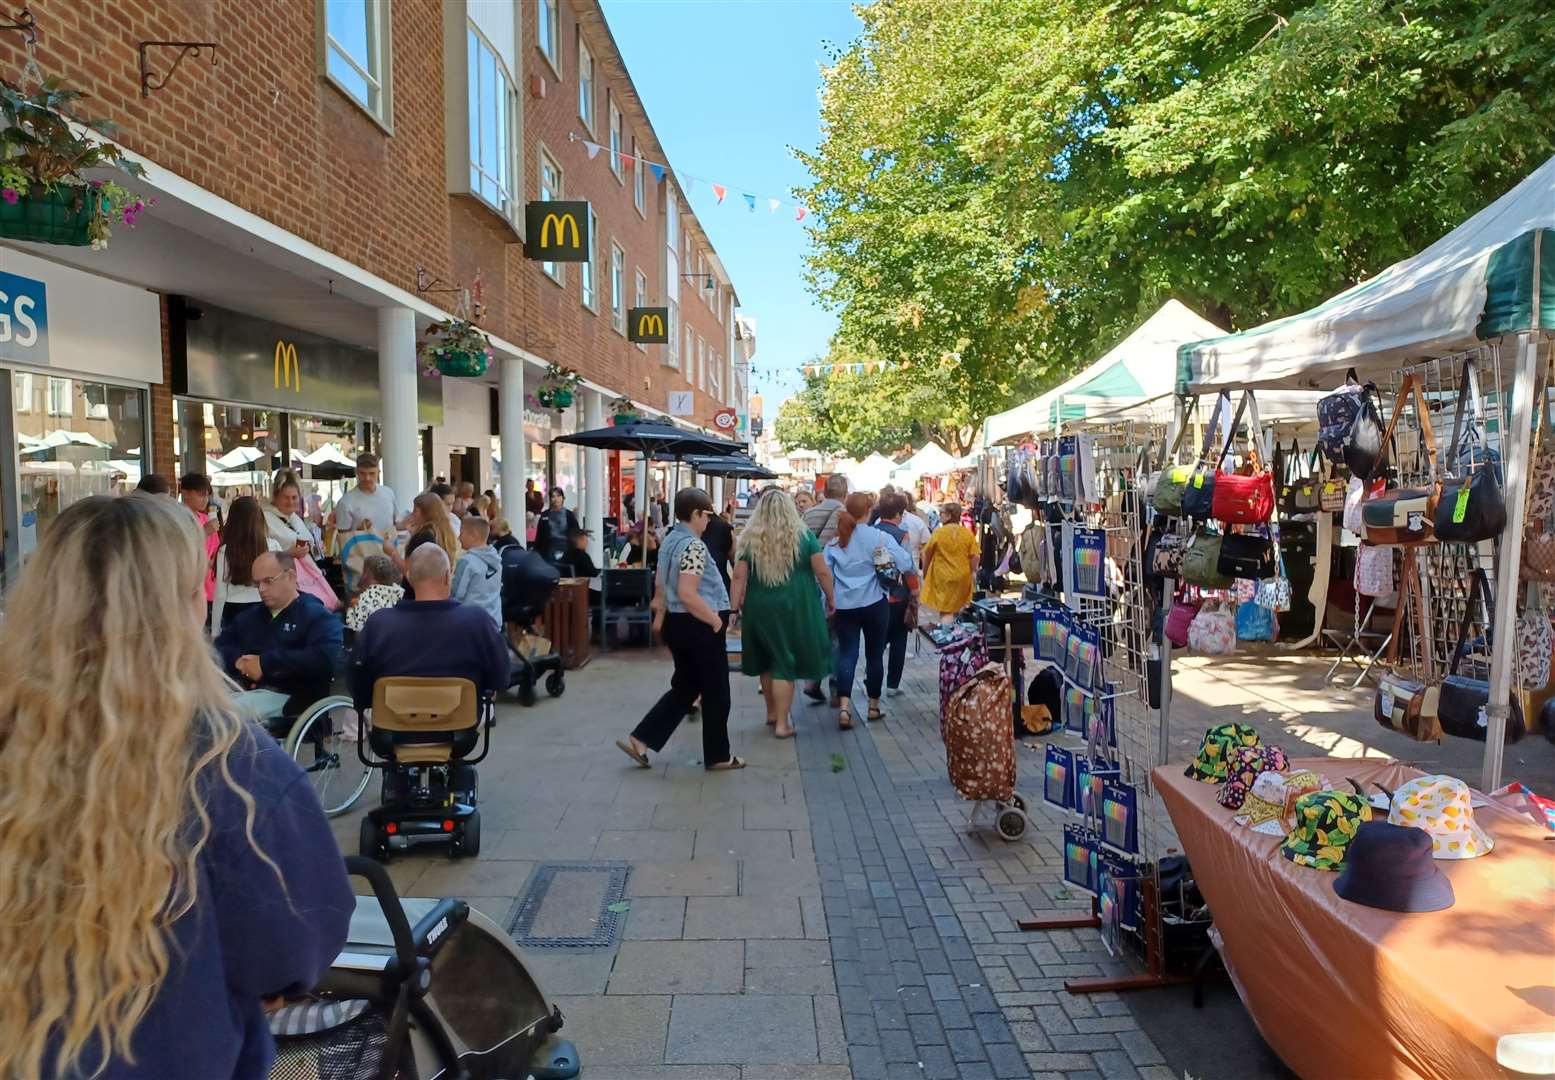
[633,612,732,766]
[885,600,910,690]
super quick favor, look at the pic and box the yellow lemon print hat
[1388,774,1494,860]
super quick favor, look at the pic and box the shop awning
[1178,154,1555,393]
[984,300,1226,444]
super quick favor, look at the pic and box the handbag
[1342,383,1387,482]
[1188,602,1236,655]
[1210,397,1274,524]
[1435,361,1507,544]
[1360,372,1440,546]
[1216,530,1277,580]
[1523,369,1555,580]
[1439,568,1526,742]
[1342,475,1368,533]
[1149,530,1187,577]
[1149,419,1195,516]
[1353,543,1395,597]
[293,554,341,612]
[1235,600,1276,642]
[1516,584,1553,691]
[1181,466,1218,520]
[1372,549,1443,741]
[1181,531,1232,588]
[1277,441,1322,516]
[1319,464,1347,513]
[1164,598,1200,648]
[1255,541,1292,611]
[1317,369,1368,465]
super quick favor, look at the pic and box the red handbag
[1212,469,1275,524]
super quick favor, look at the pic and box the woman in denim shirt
[824,492,914,728]
[617,487,746,771]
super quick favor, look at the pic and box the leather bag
[1216,530,1277,580]
[1361,373,1440,547]
[1434,361,1506,544]
[1276,441,1322,516]
[1180,531,1232,588]
[1319,471,1347,513]
[1439,568,1526,743]
[1164,598,1200,648]
[1342,382,1387,481]
[1372,550,1442,741]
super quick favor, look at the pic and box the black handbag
[1181,466,1218,520]
[1439,569,1526,743]
[1344,384,1386,482]
[1435,361,1507,544]
[1216,530,1277,580]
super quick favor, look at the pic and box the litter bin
[545,578,592,670]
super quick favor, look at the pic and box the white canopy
[301,443,357,467]
[839,453,898,492]
[215,445,268,469]
[17,428,114,454]
[1180,154,1555,392]
[985,300,1226,444]
[891,442,957,481]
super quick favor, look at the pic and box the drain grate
[506,861,632,948]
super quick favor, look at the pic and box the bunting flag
[768,198,781,214]
[570,135,812,225]
[795,206,808,222]
[585,141,601,160]
[711,183,727,204]
[649,163,666,184]
[743,193,756,211]
[619,152,634,171]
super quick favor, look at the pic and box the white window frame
[538,146,565,285]
[581,207,599,312]
[608,98,623,182]
[47,376,72,417]
[683,324,693,378]
[611,242,626,334]
[14,371,33,413]
[318,0,392,128]
[466,24,517,220]
[536,0,560,75]
[698,335,707,390]
[577,37,595,132]
[83,384,111,420]
[634,268,647,351]
[633,137,646,216]
[710,348,722,395]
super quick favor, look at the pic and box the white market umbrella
[301,443,357,468]
[215,445,268,469]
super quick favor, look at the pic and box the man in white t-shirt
[331,452,400,536]
[900,505,932,563]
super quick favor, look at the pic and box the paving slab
[551,993,671,1065]
[694,826,797,860]
[683,895,805,939]
[622,895,687,940]
[739,857,821,897]
[596,827,697,861]
[609,938,745,995]
[517,947,617,996]
[627,858,740,897]
[664,994,819,1065]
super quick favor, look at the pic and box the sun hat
[1216,745,1292,809]
[1185,723,1261,784]
[1388,774,1495,859]
[1332,821,1455,913]
[1236,769,1328,835]
[1280,790,1373,870]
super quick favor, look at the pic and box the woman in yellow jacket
[920,500,978,623]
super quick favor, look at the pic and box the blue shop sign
[0,269,49,366]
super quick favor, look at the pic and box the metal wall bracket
[138,40,219,98]
[0,6,37,46]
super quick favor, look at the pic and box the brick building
[0,0,750,577]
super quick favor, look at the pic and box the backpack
[1317,370,1367,465]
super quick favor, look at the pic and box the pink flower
[1,188,17,205]
[123,211,137,226]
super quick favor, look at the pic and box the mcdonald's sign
[523,200,592,262]
[273,340,301,392]
[627,306,670,344]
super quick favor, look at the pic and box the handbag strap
[1448,567,1495,676]
[1446,358,1480,471]
[1371,372,1439,483]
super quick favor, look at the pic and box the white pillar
[712,476,725,514]
[584,389,605,566]
[377,306,419,516]
[499,355,527,536]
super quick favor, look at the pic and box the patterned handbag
[937,628,989,724]
[1319,464,1347,513]
[1317,369,1368,465]
[1342,475,1368,533]
[1353,544,1395,597]
[1149,530,1187,576]
[943,663,1017,802]
[1523,370,1555,580]
[1515,584,1553,691]
[1254,541,1292,611]
[1187,602,1236,655]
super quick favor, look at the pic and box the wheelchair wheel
[454,811,481,858]
[287,696,373,817]
[359,818,387,862]
[546,669,566,697]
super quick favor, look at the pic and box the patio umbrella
[680,454,779,480]
[215,445,268,469]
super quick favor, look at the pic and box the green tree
[800,0,1555,423]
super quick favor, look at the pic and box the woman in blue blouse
[824,492,914,728]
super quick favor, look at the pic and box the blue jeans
[833,599,890,703]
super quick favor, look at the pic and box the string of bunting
[800,360,903,377]
[573,135,812,222]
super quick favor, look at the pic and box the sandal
[615,739,651,769]
[773,725,796,739]
[866,707,884,722]
[838,708,854,731]
[706,756,747,771]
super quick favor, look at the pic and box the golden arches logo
[539,212,581,249]
[273,341,301,392]
[636,312,665,338]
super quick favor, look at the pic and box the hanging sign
[713,408,738,431]
[668,390,694,416]
[523,200,592,262]
[628,306,670,343]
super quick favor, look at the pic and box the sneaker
[803,684,826,704]
[886,686,903,698]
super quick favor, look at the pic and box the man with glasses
[215,550,343,722]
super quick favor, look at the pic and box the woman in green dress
[730,489,836,738]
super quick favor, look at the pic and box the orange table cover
[1153,757,1555,1079]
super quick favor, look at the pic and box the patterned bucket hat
[1216,745,1292,809]
[1236,770,1328,834]
[1280,790,1373,870]
[1185,723,1261,784]
[1388,775,1495,860]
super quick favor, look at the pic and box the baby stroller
[268,856,579,1080]
[501,546,566,707]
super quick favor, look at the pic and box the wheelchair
[356,677,492,863]
[261,696,373,818]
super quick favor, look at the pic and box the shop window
[577,37,595,132]
[320,0,391,126]
[710,349,722,395]
[175,400,282,498]
[468,25,516,218]
[537,0,559,72]
[612,243,626,333]
[47,377,71,416]
[539,148,564,284]
[608,99,623,182]
[581,207,599,311]
[83,384,111,420]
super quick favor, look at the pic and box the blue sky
[599,0,862,413]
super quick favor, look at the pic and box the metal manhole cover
[506,862,631,948]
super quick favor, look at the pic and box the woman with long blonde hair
[729,489,836,737]
[0,494,353,1079]
[396,490,460,598]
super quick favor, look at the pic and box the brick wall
[151,295,174,477]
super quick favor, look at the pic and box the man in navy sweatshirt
[215,550,342,719]
[351,544,512,713]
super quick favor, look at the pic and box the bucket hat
[1280,790,1373,870]
[1236,769,1327,835]
[1333,821,1455,913]
[1216,745,1292,809]
[1388,775,1494,859]
[1185,723,1261,784]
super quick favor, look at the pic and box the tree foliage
[792,0,1555,455]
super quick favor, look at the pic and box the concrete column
[584,388,605,566]
[376,306,420,516]
[712,476,725,514]
[498,354,527,535]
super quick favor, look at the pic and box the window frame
[466,23,517,222]
[608,98,623,183]
[577,35,595,133]
[634,268,648,351]
[318,0,393,129]
[46,376,72,417]
[581,207,599,312]
[536,0,561,77]
[14,371,32,413]
[538,145,565,285]
[632,137,645,216]
[611,242,627,334]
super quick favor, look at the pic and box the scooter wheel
[359,818,387,862]
[546,669,566,697]
[995,808,1028,842]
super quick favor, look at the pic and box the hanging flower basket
[610,400,639,426]
[539,363,582,411]
[551,387,575,409]
[610,410,639,426]
[420,317,492,379]
[431,348,489,378]
[0,185,94,245]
